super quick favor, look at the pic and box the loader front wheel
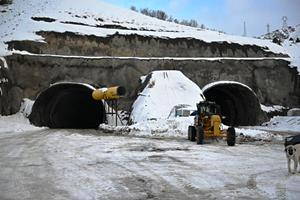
[188,126,195,141]
[196,126,204,144]
[190,126,196,141]
[227,127,236,146]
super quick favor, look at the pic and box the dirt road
[0,129,299,200]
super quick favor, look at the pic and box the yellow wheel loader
[188,101,236,146]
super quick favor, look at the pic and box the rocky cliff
[7,31,286,57]
[2,53,299,116]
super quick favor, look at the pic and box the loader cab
[197,101,221,117]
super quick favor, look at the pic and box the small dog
[285,135,300,174]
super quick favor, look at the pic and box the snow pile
[19,98,34,117]
[287,108,300,116]
[0,0,287,56]
[99,117,284,142]
[0,113,42,133]
[129,117,194,137]
[130,70,204,123]
[235,128,283,141]
[0,110,290,142]
[260,104,286,113]
[100,116,194,138]
[261,116,300,133]
[0,98,42,133]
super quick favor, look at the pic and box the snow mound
[130,70,204,123]
[0,113,43,133]
[260,104,286,113]
[0,0,287,55]
[287,108,300,116]
[19,98,34,117]
[261,116,300,133]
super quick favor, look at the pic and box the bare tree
[156,10,168,20]
[167,16,174,22]
[140,8,150,16]
[130,6,137,12]
[189,19,198,27]
[137,7,206,29]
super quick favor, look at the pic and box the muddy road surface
[0,129,299,200]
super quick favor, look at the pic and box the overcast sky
[101,0,300,37]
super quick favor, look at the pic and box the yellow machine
[92,86,126,100]
[92,86,126,126]
[188,101,235,146]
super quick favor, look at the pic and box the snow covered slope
[130,70,204,123]
[0,0,286,55]
[261,24,300,73]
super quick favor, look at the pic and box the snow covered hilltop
[0,0,290,56]
[0,0,299,123]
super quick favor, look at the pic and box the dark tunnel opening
[29,83,106,129]
[202,82,263,126]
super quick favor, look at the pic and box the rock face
[2,54,300,120]
[7,31,287,57]
[0,57,12,115]
[1,31,299,125]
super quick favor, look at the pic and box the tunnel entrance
[202,81,262,126]
[29,82,105,129]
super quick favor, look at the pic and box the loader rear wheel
[196,126,204,145]
[188,126,195,141]
[227,127,236,146]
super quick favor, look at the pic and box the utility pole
[266,23,270,39]
[243,21,247,37]
[282,16,288,30]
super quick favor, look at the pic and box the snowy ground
[0,114,300,200]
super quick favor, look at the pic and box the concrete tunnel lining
[29,82,106,129]
[202,81,262,126]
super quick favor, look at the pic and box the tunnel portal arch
[29,82,105,129]
[202,81,263,126]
